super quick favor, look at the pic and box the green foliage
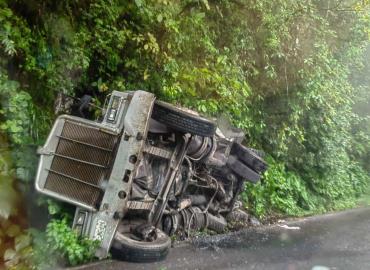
[0,0,369,266]
[44,218,99,266]
[0,71,51,183]
[0,135,18,219]
[242,156,368,219]
[0,135,34,270]
[29,218,98,269]
[242,157,319,218]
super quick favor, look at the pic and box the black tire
[231,143,268,174]
[151,100,216,137]
[111,228,171,262]
[227,155,261,183]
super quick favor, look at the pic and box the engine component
[187,136,212,161]
[163,207,227,235]
[187,195,207,206]
[206,213,227,233]
[148,134,191,226]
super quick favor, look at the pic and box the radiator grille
[45,120,118,208]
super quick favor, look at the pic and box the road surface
[71,207,370,270]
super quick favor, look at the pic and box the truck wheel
[227,155,261,183]
[231,143,268,174]
[151,100,216,137]
[111,228,171,262]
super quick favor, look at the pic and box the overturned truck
[35,90,267,262]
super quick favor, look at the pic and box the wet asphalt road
[72,207,370,270]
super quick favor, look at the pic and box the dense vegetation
[0,0,369,268]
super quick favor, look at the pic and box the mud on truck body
[35,90,267,262]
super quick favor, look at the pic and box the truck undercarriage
[35,90,267,262]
